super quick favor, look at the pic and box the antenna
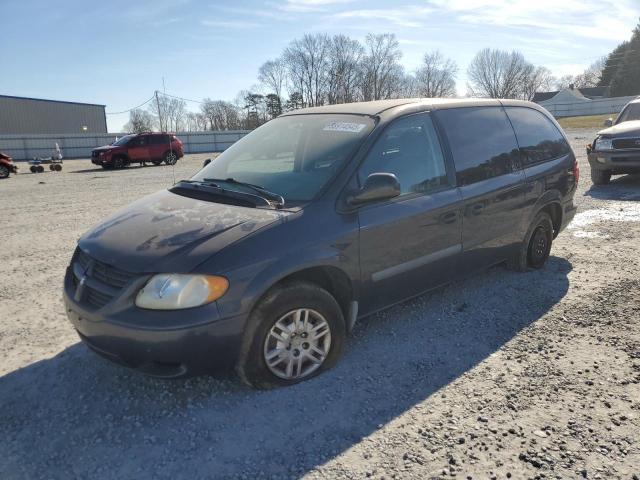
[163,77,176,185]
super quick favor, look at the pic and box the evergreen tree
[610,22,640,96]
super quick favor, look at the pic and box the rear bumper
[588,151,640,172]
[560,200,577,233]
[63,269,247,378]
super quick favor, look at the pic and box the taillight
[572,158,580,184]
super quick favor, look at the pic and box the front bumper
[63,268,247,377]
[588,150,640,172]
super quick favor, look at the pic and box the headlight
[135,274,229,310]
[595,137,613,151]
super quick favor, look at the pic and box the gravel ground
[0,130,639,480]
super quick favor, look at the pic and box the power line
[105,96,155,115]
[158,91,207,104]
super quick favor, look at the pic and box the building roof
[533,86,610,103]
[0,94,105,108]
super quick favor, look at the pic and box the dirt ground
[0,130,639,480]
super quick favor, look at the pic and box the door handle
[440,212,458,224]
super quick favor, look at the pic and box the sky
[1,0,639,132]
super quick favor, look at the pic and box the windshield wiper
[202,177,285,207]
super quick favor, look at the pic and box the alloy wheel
[263,308,331,380]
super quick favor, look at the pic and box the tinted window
[129,136,147,146]
[617,103,640,123]
[149,135,170,145]
[358,113,448,195]
[436,107,520,186]
[506,107,570,166]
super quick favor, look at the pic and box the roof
[533,86,611,103]
[532,91,558,102]
[281,98,505,117]
[0,94,105,108]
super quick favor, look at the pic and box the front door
[356,113,463,315]
[127,135,149,162]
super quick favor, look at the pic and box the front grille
[613,138,640,150]
[71,248,137,309]
[91,150,99,158]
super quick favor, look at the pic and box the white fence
[539,95,638,118]
[0,130,251,160]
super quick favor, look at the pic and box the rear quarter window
[435,106,520,186]
[505,107,570,166]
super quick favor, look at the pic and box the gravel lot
[1,130,639,480]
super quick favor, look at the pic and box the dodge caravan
[64,99,578,388]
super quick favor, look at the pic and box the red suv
[91,133,184,169]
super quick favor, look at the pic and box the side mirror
[604,118,613,127]
[348,173,401,206]
[202,158,212,168]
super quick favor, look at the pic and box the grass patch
[557,113,616,129]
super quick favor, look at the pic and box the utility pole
[154,90,164,132]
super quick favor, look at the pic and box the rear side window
[436,107,520,186]
[149,135,170,145]
[358,113,448,195]
[506,107,570,166]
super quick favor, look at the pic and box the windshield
[191,114,375,203]
[617,103,640,124]
[112,135,134,146]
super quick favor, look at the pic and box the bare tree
[467,48,534,99]
[327,35,364,104]
[283,33,331,107]
[124,109,154,133]
[361,33,403,101]
[200,98,242,131]
[556,57,607,90]
[258,58,287,103]
[414,51,458,97]
[521,66,554,100]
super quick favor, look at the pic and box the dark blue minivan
[64,98,578,388]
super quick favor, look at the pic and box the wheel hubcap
[263,308,331,380]
[531,227,548,262]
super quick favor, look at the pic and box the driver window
[358,113,448,195]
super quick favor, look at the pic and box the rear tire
[591,168,611,185]
[163,151,178,165]
[0,165,9,178]
[508,211,554,272]
[236,281,346,389]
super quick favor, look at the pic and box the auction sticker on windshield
[323,122,367,133]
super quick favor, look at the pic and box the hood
[93,145,122,152]
[78,190,289,273]
[598,120,640,137]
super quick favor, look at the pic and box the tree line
[124,22,640,134]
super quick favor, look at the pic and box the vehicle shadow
[0,257,572,479]
[70,165,161,174]
[584,174,640,201]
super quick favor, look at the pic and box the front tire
[113,156,125,169]
[0,165,9,178]
[236,282,346,389]
[508,211,554,271]
[591,168,611,185]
